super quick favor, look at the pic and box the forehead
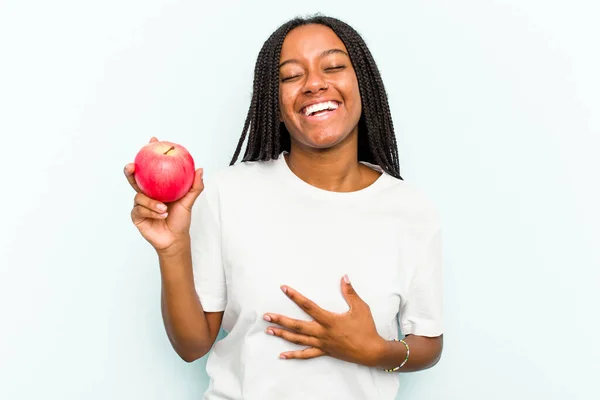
[280,24,348,61]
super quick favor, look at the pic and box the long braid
[230,15,403,180]
[230,44,265,163]
[263,30,283,159]
[249,46,268,159]
[337,20,399,177]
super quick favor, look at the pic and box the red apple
[133,141,195,203]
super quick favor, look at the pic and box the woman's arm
[373,334,443,372]
[159,238,224,362]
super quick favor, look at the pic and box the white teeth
[303,101,339,116]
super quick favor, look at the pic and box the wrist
[157,235,191,259]
[366,335,389,368]
[157,236,194,285]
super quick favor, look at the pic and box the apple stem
[163,146,175,155]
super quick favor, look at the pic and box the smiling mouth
[300,101,340,117]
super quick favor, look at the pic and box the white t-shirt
[190,152,443,400]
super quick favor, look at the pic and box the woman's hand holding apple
[124,137,204,254]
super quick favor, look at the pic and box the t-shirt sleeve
[399,221,444,337]
[189,178,227,312]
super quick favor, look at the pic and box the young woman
[125,15,444,400]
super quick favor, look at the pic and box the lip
[298,99,342,115]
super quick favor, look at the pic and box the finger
[131,205,168,224]
[178,168,204,212]
[149,137,158,143]
[281,285,331,327]
[134,192,168,214]
[340,274,365,310]
[263,314,322,337]
[266,327,320,348]
[279,347,326,360]
[124,163,141,193]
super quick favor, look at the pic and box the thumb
[179,168,204,212]
[340,274,362,309]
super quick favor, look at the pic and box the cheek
[337,74,362,116]
[279,88,296,120]
[349,81,362,113]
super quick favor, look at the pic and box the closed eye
[281,75,302,82]
[281,65,345,82]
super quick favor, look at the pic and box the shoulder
[379,175,441,228]
[193,159,277,216]
[201,159,279,197]
[212,158,277,183]
[361,160,440,223]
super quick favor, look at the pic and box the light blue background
[0,0,598,399]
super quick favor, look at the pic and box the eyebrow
[279,48,349,69]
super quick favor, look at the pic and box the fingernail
[157,204,167,212]
[266,329,274,335]
[279,354,287,359]
[160,213,168,218]
[280,286,287,294]
[263,315,272,322]
[343,274,350,284]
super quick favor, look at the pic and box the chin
[306,137,344,150]
[301,129,350,149]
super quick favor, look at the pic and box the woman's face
[278,24,362,151]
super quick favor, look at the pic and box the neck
[285,133,378,192]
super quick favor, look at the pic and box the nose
[302,69,328,94]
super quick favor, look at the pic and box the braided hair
[230,15,402,180]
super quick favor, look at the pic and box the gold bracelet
[383,339,410,372]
